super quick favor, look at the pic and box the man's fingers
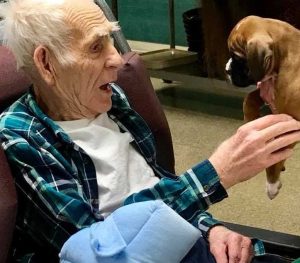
[260,119,300,141]
[267,130,300,153]
[270,147,294,165]
[227,236,242,263]
[239,240,254,263]
[226,235,253,263]
[211,244,228,263]
[244,114,293,131]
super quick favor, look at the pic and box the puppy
[225,15,300,199]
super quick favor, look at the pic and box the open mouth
[99,83,111,91]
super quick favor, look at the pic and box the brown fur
[200,0,300,80]
[228,16,300,198]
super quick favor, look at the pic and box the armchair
[0,46,174,262]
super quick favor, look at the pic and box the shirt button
[203,185,209,192]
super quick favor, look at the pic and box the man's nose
[105,44,124,69]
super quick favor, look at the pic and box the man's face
[50,0,123,118]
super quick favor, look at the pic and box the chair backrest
[0,46,29,263]
[116,52,175,173]
[0,47,31,112]
[0,46,175,262]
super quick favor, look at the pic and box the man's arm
[209,114,300,189]
[125,114,300,263]
[0,129,98,248]
[124,159,227,236]
[60,201,202,263]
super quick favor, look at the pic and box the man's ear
[33,45,55,86]
[246,35,274,81]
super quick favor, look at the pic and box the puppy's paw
[266,180,282,200]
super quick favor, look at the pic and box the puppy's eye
[231,53,245,62]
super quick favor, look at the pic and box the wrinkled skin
[209,226,254,263]
[33,0,123,120]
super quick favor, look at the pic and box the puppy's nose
[225,58,232,74]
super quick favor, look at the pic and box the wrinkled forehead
[63,0,117,39]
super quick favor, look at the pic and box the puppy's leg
[243,89,283,199]
[266,162,284,200]
[266,142,296,199]
[243,89,264,121]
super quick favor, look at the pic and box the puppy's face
[225,53,255,87]
[226,16,275,88]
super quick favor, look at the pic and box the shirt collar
[24,87,74,144]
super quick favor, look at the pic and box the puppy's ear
[246,35,274,81]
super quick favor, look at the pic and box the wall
[106,0,199,46]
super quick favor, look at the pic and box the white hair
[0,0,78,72]
[0,0,119,74]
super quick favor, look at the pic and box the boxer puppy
[225,15,300,199]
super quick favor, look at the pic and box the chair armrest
[223,221,300,261]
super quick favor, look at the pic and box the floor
[150,75,300,237]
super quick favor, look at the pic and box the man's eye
[90,41,103,53]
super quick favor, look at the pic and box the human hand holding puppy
[226,15,300,199]
[207,114,300,263]
[209,114,300,189]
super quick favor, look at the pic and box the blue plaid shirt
[0,83,264,260]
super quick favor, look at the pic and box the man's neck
[33,84,97,121]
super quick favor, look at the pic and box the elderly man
[0,0,299,262]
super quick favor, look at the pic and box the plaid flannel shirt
[0,83,264,261]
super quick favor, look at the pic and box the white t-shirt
[56,113,159,217]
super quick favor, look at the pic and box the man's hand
[209,114,300,189]
[208,226,254,263]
